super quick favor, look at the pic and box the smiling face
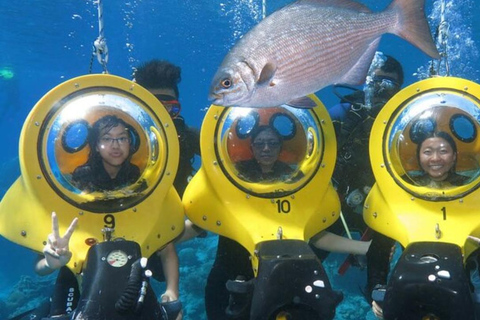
[419,136,456,182]
[96,124,131,178]
[251,127,281,172]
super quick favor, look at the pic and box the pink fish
[209,0,439,108]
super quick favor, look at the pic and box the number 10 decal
[276,200,291,213]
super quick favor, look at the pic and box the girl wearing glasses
[72,115,140,192]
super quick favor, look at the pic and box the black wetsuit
[17,266,80,319]
[405,172,469,188]
[172,116,200,197]
[205,237,254,320]
[205,160,296,319]
[72,162,140,192]
[235,159,294,182]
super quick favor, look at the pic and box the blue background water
[0,0,478,319]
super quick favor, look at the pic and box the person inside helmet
[408,131,468,188]
[236,125,294,182]
[71,115,140,192]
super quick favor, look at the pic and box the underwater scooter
[364,77,480,319]
[0,74,185,320]
[183,98,343,319]
[21,234,182,320]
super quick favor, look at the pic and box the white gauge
[106,250,129,268]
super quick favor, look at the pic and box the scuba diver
[133,59,202,306]
[71,115,140,192]
[324,52,403,301]
[134,59,200,197]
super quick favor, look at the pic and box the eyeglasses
[252,140,281,149]
[99,137,130,145]
[153,94,182,118]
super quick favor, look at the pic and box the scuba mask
[364,75,401,117]
[371,76,400,99]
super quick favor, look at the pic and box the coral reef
[2,274,54,319]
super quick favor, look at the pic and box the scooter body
[184,98,343,319]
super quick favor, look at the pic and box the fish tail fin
[388,0,440,59]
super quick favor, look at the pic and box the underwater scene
[0,0,480,319]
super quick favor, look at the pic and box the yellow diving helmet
[366,76,480,258]
[0,74,184,273]
[183,95,340,272]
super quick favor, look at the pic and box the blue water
[0,0,478,319]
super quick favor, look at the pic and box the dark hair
[250,125,283,144]
[381,55,404,86]
[416,131,458,172]
[134,60,181,98]
[88,115,137,165]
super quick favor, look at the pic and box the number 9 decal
[104,214,116,228]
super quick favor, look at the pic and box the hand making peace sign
[42,212,78,270]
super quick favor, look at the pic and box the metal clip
[277,226,283,240]
[435,223,442,239]
[102,227,114,241]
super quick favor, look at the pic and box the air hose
[115,257,150,314]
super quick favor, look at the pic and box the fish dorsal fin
[338,37,380,86]
[257,62,277,86]
[297,0,371,13]
[285,96,317,109]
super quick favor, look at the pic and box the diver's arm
[175,219,205,244]
[159,242,180,302]
[35,255,56,276]
[311,230,371,255]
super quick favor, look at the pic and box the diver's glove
[43,212,78,270]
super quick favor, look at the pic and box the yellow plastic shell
[0,74,184,273]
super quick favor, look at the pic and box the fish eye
[221,78,232,88]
